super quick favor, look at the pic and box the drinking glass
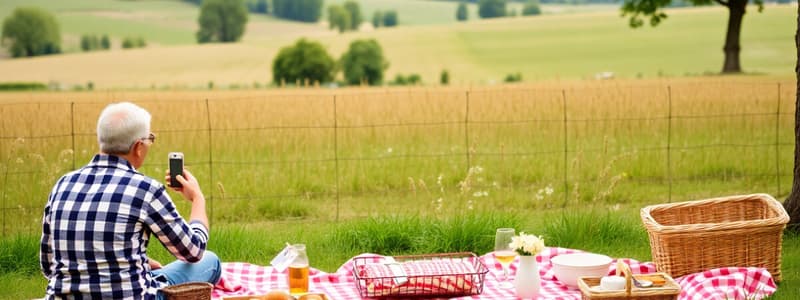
[494,228,517,289]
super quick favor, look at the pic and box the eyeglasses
[141,133,156,145]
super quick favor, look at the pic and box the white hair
[96,102,151,155]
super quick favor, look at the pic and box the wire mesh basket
[352,252,489,298]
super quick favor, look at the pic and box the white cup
[600,276,626,290]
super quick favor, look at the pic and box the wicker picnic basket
[641,193,789,282]
[161,282,213,300]
[578,261,680,300]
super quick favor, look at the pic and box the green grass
[3,210,798,298]
[0,3,793,87]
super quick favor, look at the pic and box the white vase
[513,255,541,299]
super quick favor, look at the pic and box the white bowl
[550,253,612,288]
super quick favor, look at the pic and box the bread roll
[264,290,293,300]
[298,294,324,300]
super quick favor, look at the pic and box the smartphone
[168,152,184,188]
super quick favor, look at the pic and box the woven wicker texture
[161,282,213,300]
[641,193,789,281]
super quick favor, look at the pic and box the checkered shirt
[39,154,209,299]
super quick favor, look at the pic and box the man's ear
[133,141,144,157]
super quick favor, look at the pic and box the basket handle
[614,260,633,296]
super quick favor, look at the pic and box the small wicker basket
[641,193,789,281]
[161,282,213,300]
[578,261,680,300]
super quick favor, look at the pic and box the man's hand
[165,169,204,202]
[149,259,162,270]
[164,168,209,230]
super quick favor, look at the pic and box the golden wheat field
[0,76,795,235]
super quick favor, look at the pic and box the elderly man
[39,102,221,299]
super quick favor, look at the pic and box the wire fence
[0,82,795,236]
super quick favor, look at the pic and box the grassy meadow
[0,77,798,298]
[0,3,794,89]
[1,1,799,299]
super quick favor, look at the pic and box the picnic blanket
[211,247,777,299]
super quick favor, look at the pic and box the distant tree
[621,0,763,73]
[256,0,268,13]
[1,7,61,57]
[80,35,92,52]
[197,0,248,43]
[272,39,336,85]
[456,2,469,21]
[273,0,323,23]
[100,34,110,49]
[504,72,522,82]
[328,5,351,33]
[122,37,135,49]
[382,10,398,27]
[440,69,450,85]
[478,0,507,19]
[121,36,146,49]
[136,36,147,48]
[341,39,389,85]
[522,0,541,16]
[372,10,383,28]
[343,1,363,30]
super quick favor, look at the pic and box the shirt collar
[88,154,136,172]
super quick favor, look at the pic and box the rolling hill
[0,1,794,89]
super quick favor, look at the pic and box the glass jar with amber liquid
[287,244,309,295]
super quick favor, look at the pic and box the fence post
[465,91,471,172]
[71,102,76,170]
[776,83,782,196]
[562,89,568,208]
[667,86,673,203]
[205,99,214,224]
[333,95,340,222]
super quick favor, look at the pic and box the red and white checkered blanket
[211,247,777,299]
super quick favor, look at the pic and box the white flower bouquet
[509,232,545,256]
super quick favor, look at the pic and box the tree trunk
[721,0,747,73]
[785,2,800,231]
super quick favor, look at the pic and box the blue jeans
[151,251,222,300]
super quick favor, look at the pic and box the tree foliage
[372,10,383,28]
[328,5,351,33]
[478,0,507,19]
[522,0,542,16]
[456,2,469,21]
[247,0,268,14]
[328,4,350,33]
[196,0,248,43]
[1,7,61,58]
[272,39,336,85]
[343,1,363,30]
[273,0,323,23]
[340,39,389,86]
[100,34,110,50]
[382,10,398,27]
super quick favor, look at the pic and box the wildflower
[387,147,393,153]
[509,232,545,256]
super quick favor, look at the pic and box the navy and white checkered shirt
[40,154,209,299]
